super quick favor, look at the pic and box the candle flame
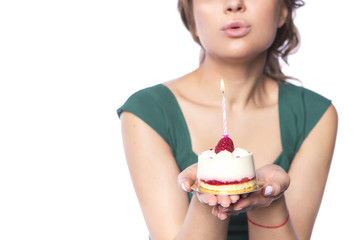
[220,79,225,93]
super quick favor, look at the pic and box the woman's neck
[194,52,274,110]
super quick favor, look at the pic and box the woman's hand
[214,164,290,220]
[178,163,290,220]
[177,163,241,208]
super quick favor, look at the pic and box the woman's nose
[224,0,244,13]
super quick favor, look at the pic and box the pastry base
[198,179,260,195]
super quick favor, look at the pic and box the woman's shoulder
[126,75,189,103]
[117,84,174,114]
[279,81,331,104]
[278,81,334,152]
[280,80,331,113]
[127,83,171,100]
[117,83,179,146]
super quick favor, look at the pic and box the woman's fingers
[177,163,198,192]
[209,164,292,220]
[212,205,219,216]
[196,193,233,207]
[178,163,291,220]
[217,210,229,220]
[211,205,230,220]
[229,194,240,203]
[197,192,218,206]
[257,164,290,199]
[217,195,232,207]
[230,193,259,211]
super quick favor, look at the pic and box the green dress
[117,81,331,239]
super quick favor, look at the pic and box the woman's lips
[221,20,251,38]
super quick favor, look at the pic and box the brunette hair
[178,0,305,82]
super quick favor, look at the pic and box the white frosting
[197,148,256,182]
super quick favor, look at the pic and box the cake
[197,136,258,194]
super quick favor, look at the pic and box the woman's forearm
[174,196,229,240]
[247,196,299,240]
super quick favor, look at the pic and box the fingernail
[230,195,240,203]
[208,200,216,206]
[234,207,242,211]
[218,212,228,220]
[181,183,188,192]
[220,203,230,208]
[265,186,273,196]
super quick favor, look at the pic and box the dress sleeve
[117,86,171,146]
[278,82,332,163]
[302,88,332,140]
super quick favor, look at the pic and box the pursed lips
[221,20,251,38]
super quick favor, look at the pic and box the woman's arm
[244,104,338,239]
[284,104,338,239]
[121,111,229,240]
[199,104,338,239]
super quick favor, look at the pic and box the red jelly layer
[202,177,255,186]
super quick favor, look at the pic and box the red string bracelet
[246,212,290,229]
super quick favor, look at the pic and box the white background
[0,0,359,239]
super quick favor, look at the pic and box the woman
[118,0,338,239]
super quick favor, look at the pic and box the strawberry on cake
[197,136,258,194]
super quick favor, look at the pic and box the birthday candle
[220,79,228,137]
